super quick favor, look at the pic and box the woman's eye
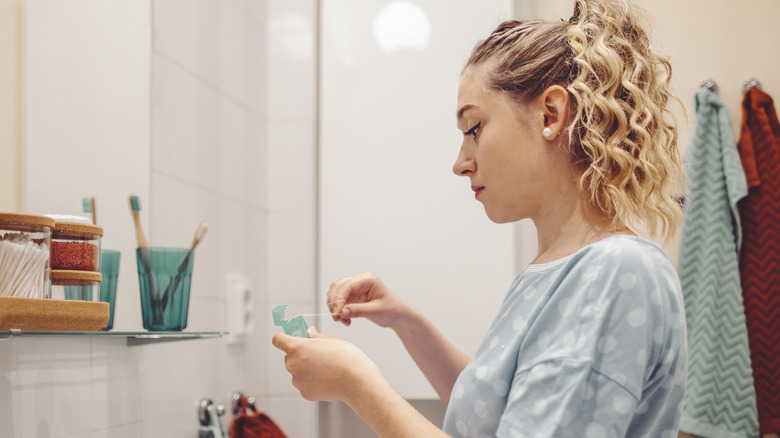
[464,122,481,138]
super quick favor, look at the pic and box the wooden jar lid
[53,221,103,238]
[50,270,102,283]
[0,212,56,229]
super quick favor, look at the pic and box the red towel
[737,87,780,435]
[229,396,287,438]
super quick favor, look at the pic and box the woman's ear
[540,85,570,140]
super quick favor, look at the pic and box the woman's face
[453,66,562,224]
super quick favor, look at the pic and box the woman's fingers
[327,272,379,321]
[271,332,298,353]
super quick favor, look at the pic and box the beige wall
[0,0,22,212]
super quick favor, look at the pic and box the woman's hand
[273,327,450,437]
[326,272,410,328]
[325,272,469,405]
[272,327,384,402]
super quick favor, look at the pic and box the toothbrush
[161,220,209,311]
[128,195,148,247]
[82,196,97,224]
[129,194,158,323]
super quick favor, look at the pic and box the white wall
[318,0,516,401]
[0,0,23,212]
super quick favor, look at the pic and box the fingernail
[308,326,318,335]
[342,307,351,318]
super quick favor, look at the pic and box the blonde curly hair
[465,0,685,241]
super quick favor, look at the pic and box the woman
[272,0,687,436]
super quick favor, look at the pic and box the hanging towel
[737,86,780,435]
[677,87,759,438]
[229,395,287,438]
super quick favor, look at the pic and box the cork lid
[53,221,104,238]
[0,212,56,229]
[50,270,102,283]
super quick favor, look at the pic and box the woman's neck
[532,193,633,265]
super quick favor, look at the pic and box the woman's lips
[472,186,485,199]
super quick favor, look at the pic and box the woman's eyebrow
[457,104,475,120]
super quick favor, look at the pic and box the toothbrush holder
[136,247,194,331]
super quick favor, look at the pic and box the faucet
[197,399,227,438]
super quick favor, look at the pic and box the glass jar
[50,270,102,302]
[51,221,103,272]
[0,212,54,299]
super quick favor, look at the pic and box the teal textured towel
[677,88,759,438]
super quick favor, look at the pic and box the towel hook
[742,77,762,94]
[232,391,256,415]
[699,78,718,94]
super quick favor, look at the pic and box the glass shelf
[0,329,228,346]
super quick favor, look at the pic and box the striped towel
[677,87,759,438]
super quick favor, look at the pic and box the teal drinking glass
[64,285,94,301]
[136,247,194,331]
[99,249,121,331]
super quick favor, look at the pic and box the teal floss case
[272,304,309,338]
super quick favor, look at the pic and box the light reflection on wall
[372,1,431,53]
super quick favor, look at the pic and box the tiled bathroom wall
[0,0,23,212]
[2,0,317,436]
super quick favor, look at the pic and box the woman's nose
[452,142,476,176]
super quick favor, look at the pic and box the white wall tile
[0,0,22,212]
[268,120,316,211]
[151,54,251,202]
[24,0,151,217]
[266,31,316,122]
[0,343,14,435]
[267,0,315,33]
[136,338,222,420]
[231,0,267,29]
[140,411,198,437]
[2,339,93,437]
[247,117,270,209]
[267,211,316,303]
[89,339,143,431]
[89,422,143,438]
[244,305,273,394]
[153,0,265,111]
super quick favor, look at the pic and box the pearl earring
[542,127,554,139]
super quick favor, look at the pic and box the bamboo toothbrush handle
[133,214,148,247]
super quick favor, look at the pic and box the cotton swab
[0,237,49,298]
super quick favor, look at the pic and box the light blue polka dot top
[443,235,687,438]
